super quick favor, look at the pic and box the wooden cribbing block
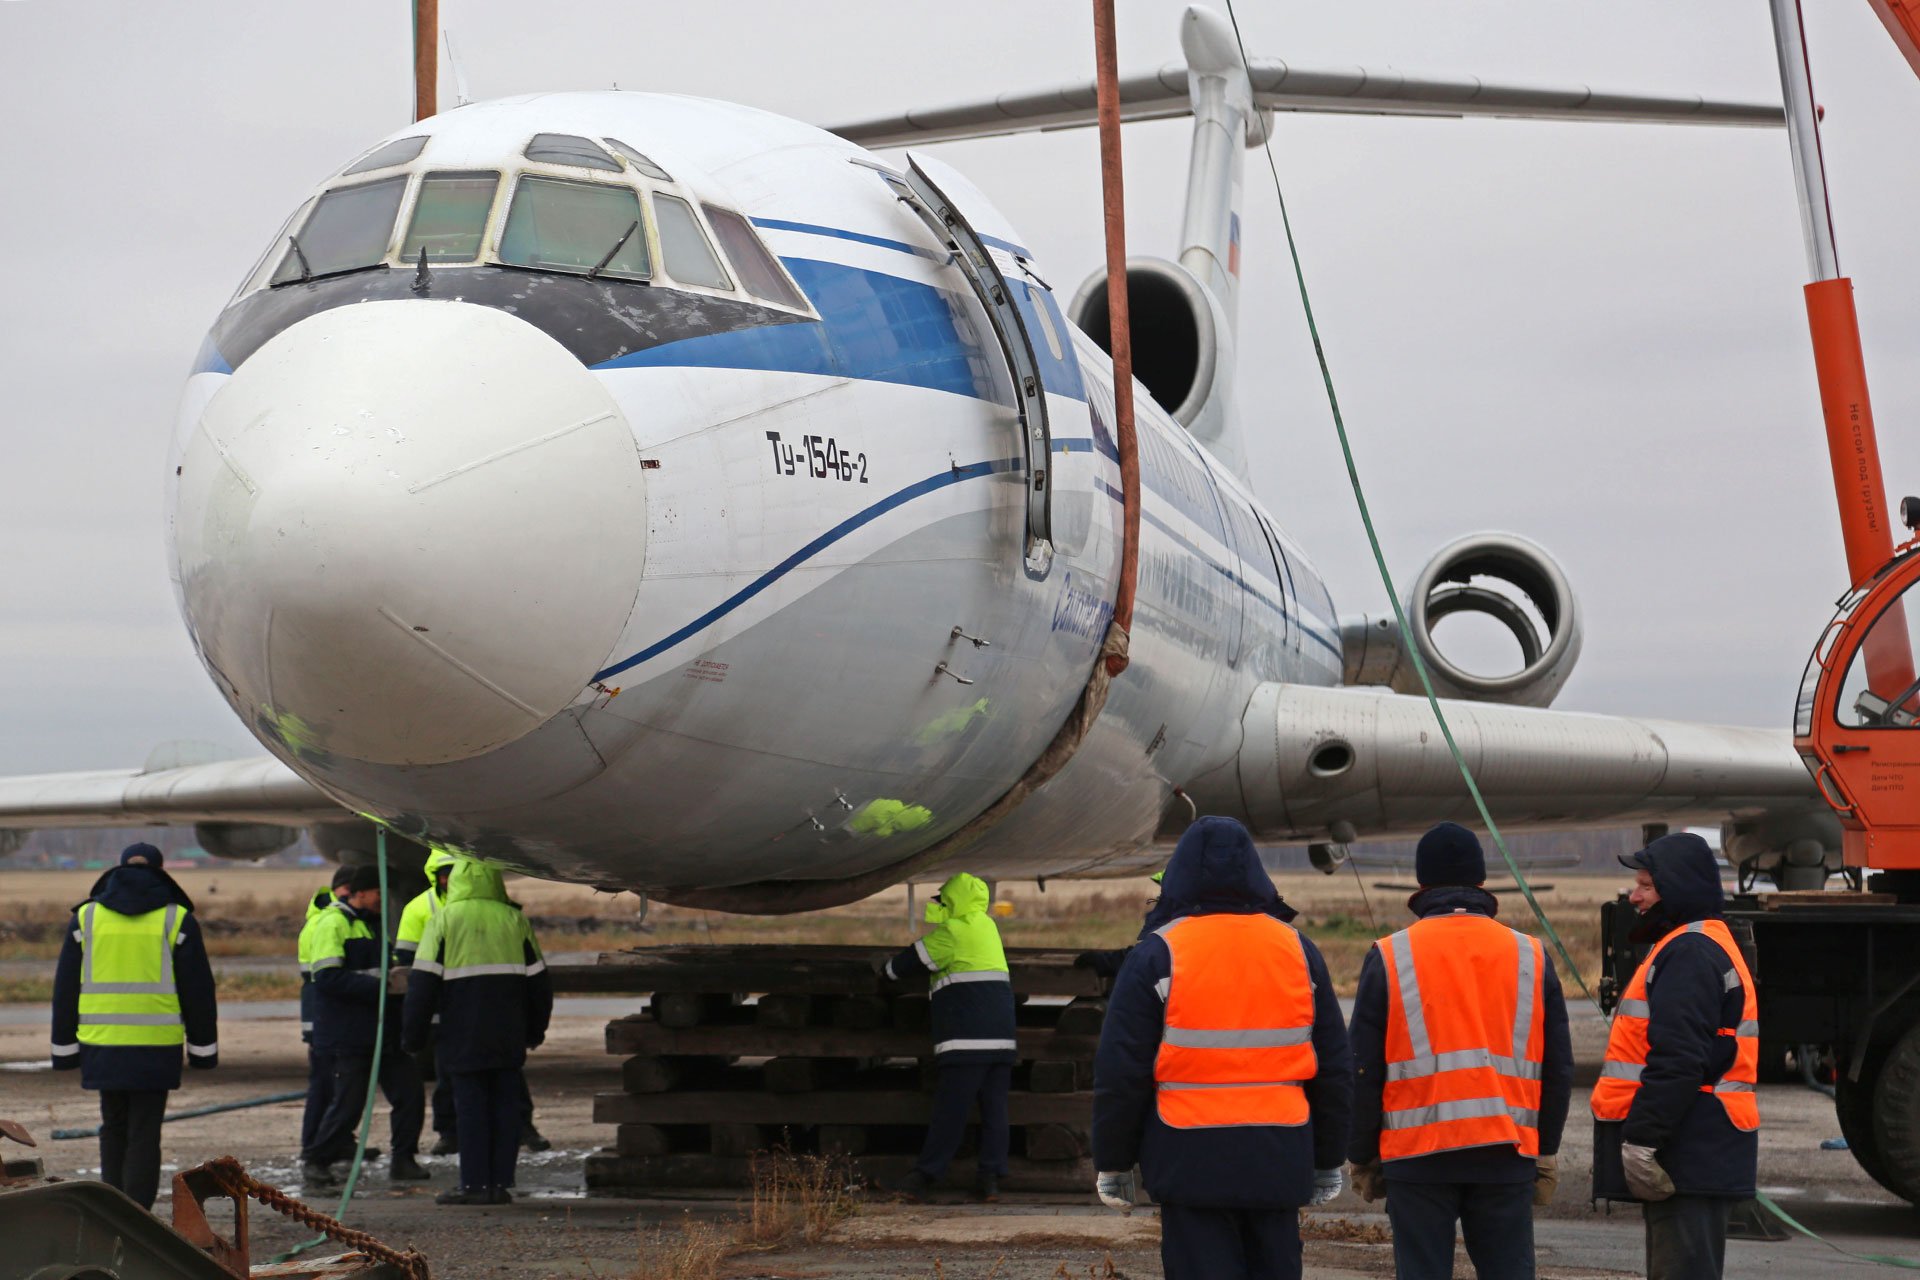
[818,1124,869,1156]
[615,1124,670,1157]
[604,1018,1099,1062]
[653,992,735,1029]
[1027,1059,1080,1094]
[594,1089,1092,1128]
[1024,1123,1087,1162]
[832,995,889,1030]
[1054,997,1107,1037]
[754,993,817,1028]
[709,1123,765,1157]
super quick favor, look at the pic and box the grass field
[0,866,1622,999]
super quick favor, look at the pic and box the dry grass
[622,1149,860,1279]
[0,966,304,1005]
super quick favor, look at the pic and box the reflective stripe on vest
[1591,919,1760,1132]
[1153,913,1317,1129]
[76,901,186,1048]
[1378,915,1547,1160]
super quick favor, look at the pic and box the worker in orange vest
[1345,823,1573,1279]
[1591,832,1758,1279]
[1091,817,1352,1280]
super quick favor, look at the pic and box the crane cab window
[652,194,731,290]
[1835,580,1920,728]
[523,133,620,172]
[344,136,427,175]
[499,175,651,281]
[401,171,498,263]
[702,205,805,309]
[271,176,407,285]
[603,138,673,181]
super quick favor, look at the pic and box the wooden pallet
[563,945,1109,1196]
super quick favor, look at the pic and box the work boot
[520,1124,551,1153]
[975,1173,1000,1203]
[487,1186,514,1205]
[302,1160,340,1188]
[435,1186,491,1205]
[894,1169,937,1202]
[389,1154,431,1181]
[430,1134,459,1156]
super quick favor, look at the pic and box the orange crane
[1779,0,1920,870]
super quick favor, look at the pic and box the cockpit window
[344,136,427,175]
[271,176,407,285]
[523,133,620,172]
[499,175,651,281]
[652,194,731,290]
[603,138,673,181]
[701,205,805,309]
[401,171,498,263]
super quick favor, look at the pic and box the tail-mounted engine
[1068,257,1241,471]
[1340,533,1583,709]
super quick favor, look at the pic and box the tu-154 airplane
[0,7,1840,905]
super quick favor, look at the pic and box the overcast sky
[2,0,1916,776]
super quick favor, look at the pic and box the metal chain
[199,1156,430,1280]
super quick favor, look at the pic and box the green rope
[1216,1,1593,1004]
[273,826,392,1262]
[1755,1192,1920,1268]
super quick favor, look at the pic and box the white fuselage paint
[167,91,1341,895]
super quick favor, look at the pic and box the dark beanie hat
[346,864,382,894]
[329,864,358,891]
[121,842,164,869]
[1415,823,1486,888]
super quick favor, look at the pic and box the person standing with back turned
[1346,822,1573,1279]
[1591,832,1758,1279]
[1092,817,1353,1280]
[49,843,219,1210]
[403,858,552,1205]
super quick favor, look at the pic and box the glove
[1349,1159,1386,1203]
[1621,1143,1674,1202]
[1309,1166,1346,1206]
[1072,951,1100,969]
[51,1053,79,1072]
[386,967,411,994]
[1533,1154,1558,1207]
[1095,1169,1137,1213]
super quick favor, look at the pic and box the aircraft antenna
[1093,0,1141,678]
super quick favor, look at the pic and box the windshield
[653,194,730,290]
[500,176,651,281]
[344,135,427,175]
[702,205,803,308]
[401,171,498,263]
[271,176,407,285]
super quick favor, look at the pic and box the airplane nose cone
[172,301,645,766]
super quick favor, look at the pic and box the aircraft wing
[827,61,1782,149]
[1235,683,1830,848]
[0,756,345,834]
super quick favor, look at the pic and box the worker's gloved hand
[187,1043,218,1070]
[1095,1169,1137,1213]
[868,952,891,976]
[1533,1154,1558,1207]
[1072,951,1101,969]
[386,967,411,994]
[1349,1159,1385,1203]
[51,1051,79,1072]
[1621,1143,1674,1202]
[1309,1166,1346,1206]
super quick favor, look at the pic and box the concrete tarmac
[3,1005,1918,1277]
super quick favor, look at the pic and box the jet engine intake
[1340,533,1583,709]
[1068,257,1228,436]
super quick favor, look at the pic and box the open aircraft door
[864,153,1060,575]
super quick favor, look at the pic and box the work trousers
[451,1068,523,1192]
[1159,1203,1302,1280]
[1645,1195,1732,1280]
[1384,1178,1535,1280]
[307,1049,424,1165]
[300,1046,334,1153]
[915,1062,1010,1180]
[426,1048,536,1142]
[98,1088,169,1210]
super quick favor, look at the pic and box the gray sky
[2,0,1916,775]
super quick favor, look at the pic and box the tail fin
[1177,7,1254,336]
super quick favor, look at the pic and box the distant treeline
[6,826,321,869]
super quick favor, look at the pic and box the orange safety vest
[1154,913,1318,1129]
[1378,914,1547,1160]
[1590,919,1759,1131]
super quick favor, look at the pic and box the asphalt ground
[5,1005,1920,1278]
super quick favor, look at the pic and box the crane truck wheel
[1835,1047,1899,1197]
[1869,1021,1920,1203]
